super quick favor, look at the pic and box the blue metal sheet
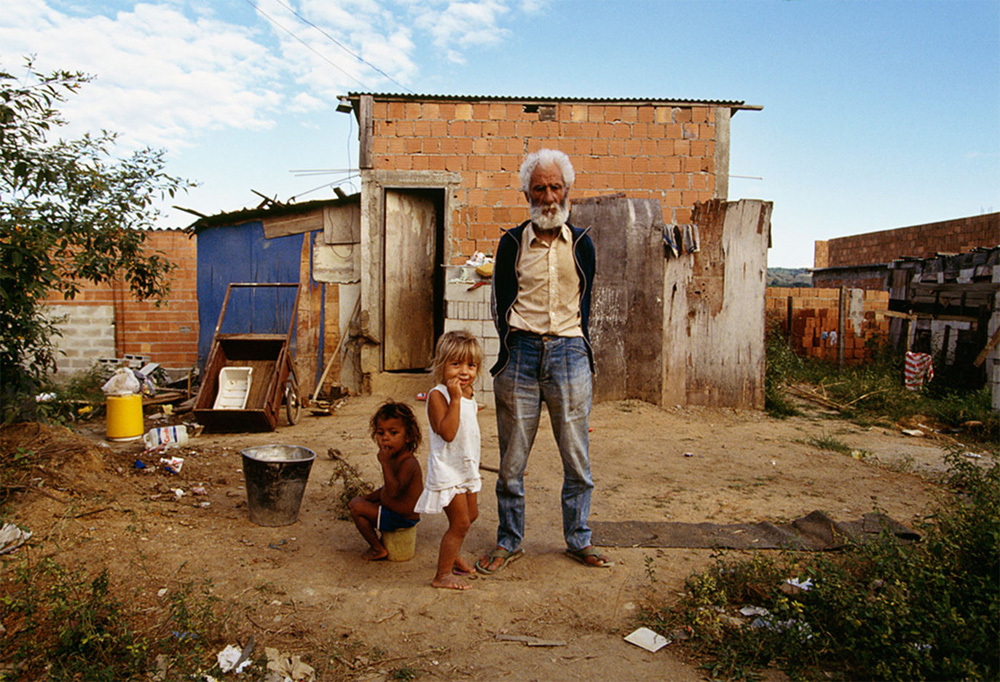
[196,222,305,367]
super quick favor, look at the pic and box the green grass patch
[641,450,1000,681]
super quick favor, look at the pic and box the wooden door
[384,190,436,370]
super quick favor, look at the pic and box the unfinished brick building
[339,93,770,408]
[812,212,999,289]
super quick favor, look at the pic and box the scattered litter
[495,633,567,647]
[160,456,185,474]
[173,488,185,498]
[901,429,925,438]
[145,425,189,449]
[416,392,427,401]
[191,485,208,496]
[683,452,695,457]
[739,605,769,617]
[781,577,814,595]
[0,523,32,555]
[35,392,57,403]
[269,539,287,550]
[134,459,147,470]
[265,646,315,682]
[624,627,670,652]
[217,643,252,674]
[158,588,168,598]
[198,501,211,508]
[102,368,141,396]
[963,452,983,459]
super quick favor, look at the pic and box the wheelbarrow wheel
[284,384,301,425]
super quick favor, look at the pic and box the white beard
[529,200,569,232]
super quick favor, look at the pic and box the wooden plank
[323,203,361,244]
[359,94,373,170]
[262,210,323,239]
[383,191,435,371]
[974,326,1000,367]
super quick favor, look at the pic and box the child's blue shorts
[377,505,419,532]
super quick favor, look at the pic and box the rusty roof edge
[186,193,360,232]
[344,92,761,110]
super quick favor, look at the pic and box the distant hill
[767,268,812,287]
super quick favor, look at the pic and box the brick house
[339,93,771,408]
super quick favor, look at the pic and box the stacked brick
[766,287,890,365]
[368,98,721,261]
[40,229,200,373]
[815,212,999,269]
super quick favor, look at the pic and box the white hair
[519,149,575,192]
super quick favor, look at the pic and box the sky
[3,0,998,268]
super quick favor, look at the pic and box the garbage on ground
[145,425,190,449]
[901,428,925,437]
[0,523,32,555]
[159,456,185,474]
[216,641,254,674]
[624,626,671,652]
[102,368,141,396]
[739,605,769,617]
[265,647,316,682]
[35,392,57,403]
[781,577,813,595]
[133,459,147,470]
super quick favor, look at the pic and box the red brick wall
[369,99,721,261]
[815,212,999,268]
[766,287,890,364]
[41,229,199,368]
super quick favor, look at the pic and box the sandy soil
[2,391,962,681]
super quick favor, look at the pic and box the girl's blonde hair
[430,330,484,384]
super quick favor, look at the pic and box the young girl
[348,401,424,561]
[414,330,484,590]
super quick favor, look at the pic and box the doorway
[383,188,445,371]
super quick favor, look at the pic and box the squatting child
[414,330,484,590]
[348,401,423,561]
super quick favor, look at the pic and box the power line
[266,0,413,94]
[243,0,371,90]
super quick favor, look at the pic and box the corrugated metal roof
[187,193,360,232]
[345,92,761,110]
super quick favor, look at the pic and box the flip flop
[475,547,525,575]
[566,546,614,568]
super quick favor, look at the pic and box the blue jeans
[493,333,593,552]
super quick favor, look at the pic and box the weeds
[764,326,998,442]
[641,450,1000,680]
[0,552,227,680]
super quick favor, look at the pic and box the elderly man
[476,149,613,574]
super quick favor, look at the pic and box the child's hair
[369,400,422,453]
[430,330,484,384]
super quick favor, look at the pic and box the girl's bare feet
[453,556,476,576]
[362,546,388,561]
[432,573,472,590]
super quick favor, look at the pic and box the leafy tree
[0,58,193,422]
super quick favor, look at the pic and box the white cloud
[409,0,511,62]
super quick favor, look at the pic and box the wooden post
[837,286,846,369]
[786,295,793,338]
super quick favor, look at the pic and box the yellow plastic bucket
[106,394,143,441]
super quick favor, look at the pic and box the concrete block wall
[766,287,890,365]
[40,229,200,375]
[369,98,722,263]
[814,212,999,269]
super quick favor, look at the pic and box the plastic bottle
[143,425,189,449]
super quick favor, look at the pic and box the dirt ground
[2,390,966,681]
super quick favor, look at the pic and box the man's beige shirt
[507,223,583,337]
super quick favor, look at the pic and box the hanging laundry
[904,352,934,390]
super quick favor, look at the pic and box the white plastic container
[214,366,253,410]
[143,425,189,449]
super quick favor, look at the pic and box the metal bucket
[241,445,316,526]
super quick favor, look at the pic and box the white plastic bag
[101,368,141,396]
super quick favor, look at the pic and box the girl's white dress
[414,384,482,514]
